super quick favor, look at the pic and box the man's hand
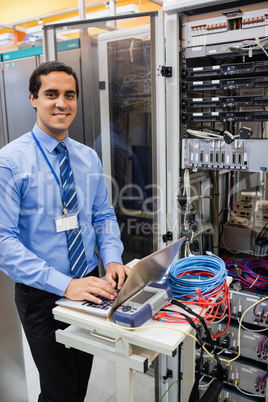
[105,262,131,290]
[63,276,117,304]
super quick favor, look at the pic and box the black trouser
[15,268,98,402]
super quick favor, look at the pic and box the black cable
[255,222,268,247]
[170,299,224,402]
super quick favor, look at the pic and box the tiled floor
[22,330,155,402]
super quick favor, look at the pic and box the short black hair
[29,61,79,99]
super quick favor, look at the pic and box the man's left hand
[105,262,131,290]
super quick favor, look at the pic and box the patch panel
[183,7,268,49]
[198,353,268,395]
[182,139,268,173]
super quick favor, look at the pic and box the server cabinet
[1,40,84,145]
[165,0,268,258]
[1,56,37,143]
[163,2,268,401]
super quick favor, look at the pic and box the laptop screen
[109,237,185,317]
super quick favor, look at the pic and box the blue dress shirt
[0,123,123,296]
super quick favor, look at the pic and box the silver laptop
[56,237,185,318]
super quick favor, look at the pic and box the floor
[22,330,155,402]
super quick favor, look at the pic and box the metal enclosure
[0,43,84,145]
[1,57,37,143]
[164,0,268,259]
[163,2,268,401]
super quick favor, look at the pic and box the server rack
[0,39,84,145]
[163,1,268,401]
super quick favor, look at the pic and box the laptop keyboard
[81,288,120,311]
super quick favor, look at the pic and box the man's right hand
[63,276,118,304]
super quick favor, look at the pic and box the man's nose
[56,96,67,108]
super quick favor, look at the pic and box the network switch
[229,289,268,327]
[199,322,268,361]
[182,60,268,79]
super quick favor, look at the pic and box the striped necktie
[55,142,88,278]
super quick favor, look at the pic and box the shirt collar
[32,122,69,153]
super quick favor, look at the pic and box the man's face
[30,71,77,140]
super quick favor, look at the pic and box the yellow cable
[107,295,268,365]
[107,317,199,343]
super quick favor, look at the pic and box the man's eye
[66,94,75,99]
[46,93,56,98]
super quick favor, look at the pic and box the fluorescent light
[0,33,15,46]
[26,4,139,36]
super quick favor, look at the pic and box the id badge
[55,213,79,233]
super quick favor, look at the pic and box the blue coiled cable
[164,253,227,300]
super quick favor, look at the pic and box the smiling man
[30,69,78,140]
[0,61,129,402]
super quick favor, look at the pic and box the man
[0,61,130,402]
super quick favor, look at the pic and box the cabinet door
[3,57,37,143]
[97,15,165,262]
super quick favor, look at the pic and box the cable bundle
[257,336,268,359]
[253,300,268,322]
[158,253,230,338]
[224,258,268,290]
[255,373,268,393]
[165,253,227,301]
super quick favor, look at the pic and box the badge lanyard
[31,131,71,215]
